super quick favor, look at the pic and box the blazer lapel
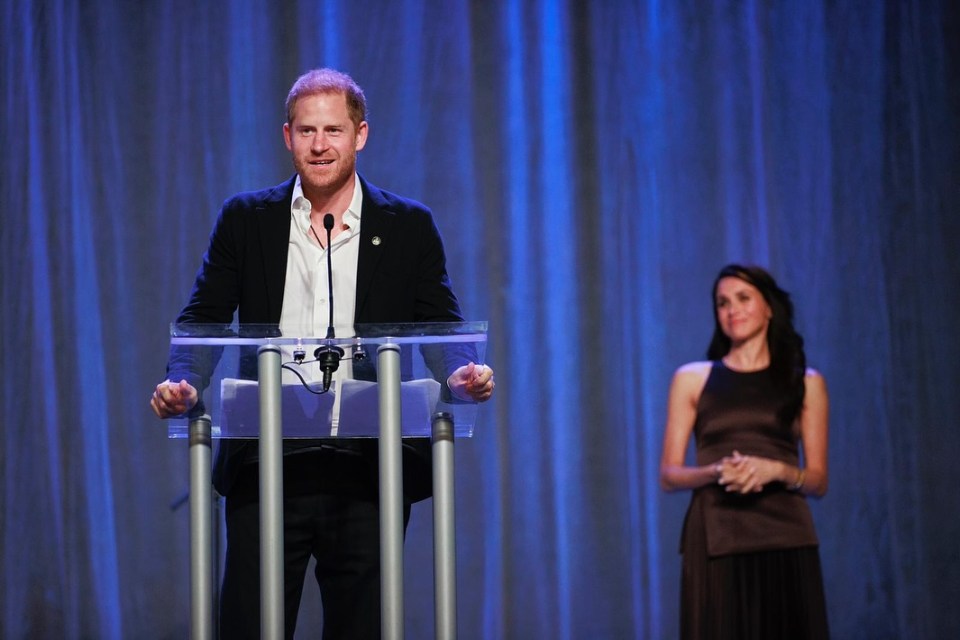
[255,177,295,323]
[355,176,395,320]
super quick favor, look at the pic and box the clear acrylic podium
[166,322,488,640]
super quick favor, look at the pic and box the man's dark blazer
[166,174,465,502]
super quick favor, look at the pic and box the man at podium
[150,67,494,639]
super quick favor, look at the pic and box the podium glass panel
[167,321,487,439]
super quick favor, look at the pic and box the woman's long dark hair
[706,264,807,425]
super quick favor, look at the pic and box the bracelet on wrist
[789,468,805,491]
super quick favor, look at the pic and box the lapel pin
[372,236,382,246]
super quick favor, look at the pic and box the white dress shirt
[279,174,362,389]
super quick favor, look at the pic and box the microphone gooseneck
[315,212,343,392]
[322,213,336,339]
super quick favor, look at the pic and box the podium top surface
[166,322,489,440]
[170,321,488,345]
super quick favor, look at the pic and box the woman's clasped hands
[716,450,783,494]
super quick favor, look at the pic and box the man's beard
[297,154,355,195]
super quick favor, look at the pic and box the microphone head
[323,213,334,231]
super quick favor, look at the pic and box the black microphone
[314,213,344,392]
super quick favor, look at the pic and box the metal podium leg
[189,414,214,640]
[258,345,284,639]
[377,344,404,640]
[431,412,457,640]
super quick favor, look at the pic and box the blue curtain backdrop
[2,0,958,637]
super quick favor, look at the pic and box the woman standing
[660,264,830,639]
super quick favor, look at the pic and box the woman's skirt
[680,505,829,640]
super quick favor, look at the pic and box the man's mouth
[310,159,334,166]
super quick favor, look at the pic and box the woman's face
[714,276,772,345]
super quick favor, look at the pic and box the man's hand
[447,362,495,403]
[150,379,199,418]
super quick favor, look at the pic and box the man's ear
[355,121,369,151]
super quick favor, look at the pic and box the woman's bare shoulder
[676,360,713,378]
[670,361,713,404]
[804,367,828,396]
[805,366,824,380]
[672,361,713,390]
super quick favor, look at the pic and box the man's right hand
[150,379,199,418]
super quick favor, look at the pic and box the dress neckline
[718,359,770,374]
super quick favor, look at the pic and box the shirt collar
[290,175,363,236]
[344,176,363,229]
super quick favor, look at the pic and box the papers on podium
[219,377,442,438]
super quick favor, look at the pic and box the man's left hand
[447,362,495,402]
